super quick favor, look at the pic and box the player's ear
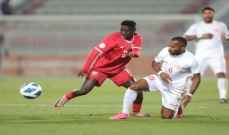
[181,46,186,51]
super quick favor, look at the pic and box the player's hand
[127,52,135,57]
[122,50,133,58]
[159,72,172,84]
[77,70,85,77]
[182,95,192,108]
[221,32,229,40]
[201,33,213,40]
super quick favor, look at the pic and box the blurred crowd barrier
[0,15,228,76]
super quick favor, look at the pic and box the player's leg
[160,106,175,119]
[111,70,144,114]
[176,106,184,119]
[54,79,98,107]
[176,76,193,118]
[208,57,228,103]
[175,55,206,117]
[216,72,228,103]
[195,55,208,76]
[54,71,107,107]
[122,79,149,113]
[160,90,181,119]
[121,79,144,115]
[110,79,150,120]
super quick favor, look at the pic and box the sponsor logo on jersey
[99,43,106,49]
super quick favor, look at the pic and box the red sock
[176,106,184,118]
[177,106,183,115]
[132,103,142,113]
[64,91,76,100]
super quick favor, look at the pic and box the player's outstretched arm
[184,35,198,41]
[152,60,172,84]
[184,33,213,42]
[189,73,201,95]
[183,73,201,107]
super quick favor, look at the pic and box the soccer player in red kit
[54,20,146,116]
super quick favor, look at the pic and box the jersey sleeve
[190,59,200,74]
[221,23,229,39]
[131,34,142,57]
[94,34,117,55]
[82,48,100,74]
[184,24,198,36]
[154,47,168,63]
[82,34,117,74]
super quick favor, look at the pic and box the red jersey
[82,32,142,75]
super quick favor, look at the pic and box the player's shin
[122,88,137,114]
[132,92,143,113]
[63,91,77,100]
[132,103,142,113]
[217,78,228,99]
[54,90,77,107]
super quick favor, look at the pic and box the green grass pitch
[0,76,229,135]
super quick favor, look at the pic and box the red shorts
[87,69,134,86]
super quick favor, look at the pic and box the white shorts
[144,74,182,111]
[196,55,226,74]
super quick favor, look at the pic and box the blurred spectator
[0,33,5,70]
[0,0,12,72]
[1,0,13,15]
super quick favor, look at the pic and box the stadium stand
[0,0,44,14]
[36,0,199,15]
[2,0,229,76]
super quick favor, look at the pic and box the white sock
[122,88,137,114]
[217,78,228,99]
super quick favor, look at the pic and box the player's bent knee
[161,113,173,119]
[129,83,140,91]
[129,79,148,91]
[161,107,174,119]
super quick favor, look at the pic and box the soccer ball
[20,82,42,99]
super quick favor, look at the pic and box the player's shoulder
[102,32,121,43]
[134,32,142,38]
[163,47,169,50]
[184,50,198,62]
[214,20,224,24]
[105,32,121,39]
[182,50,195,60]
[133,32,143,42]
[159,47,169,55]
[214,20,227,27]
[184,50,195,57]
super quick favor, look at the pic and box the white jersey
[184,21,228,57]
[154,47,200,94]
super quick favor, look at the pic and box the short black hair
[201,6,215,13]
[121,20,136,30]
[171,36,187,47]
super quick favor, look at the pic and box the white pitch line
[0,103,120,108]
[1,104,228,110]
[0,103,160,109]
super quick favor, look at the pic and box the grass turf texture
[0,76,229,135]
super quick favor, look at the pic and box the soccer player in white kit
[111,37,201,120]
[184,6,229,103]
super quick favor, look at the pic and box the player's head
[201,6,215,23]
[168,36,187,56]
[120,20,136,40]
